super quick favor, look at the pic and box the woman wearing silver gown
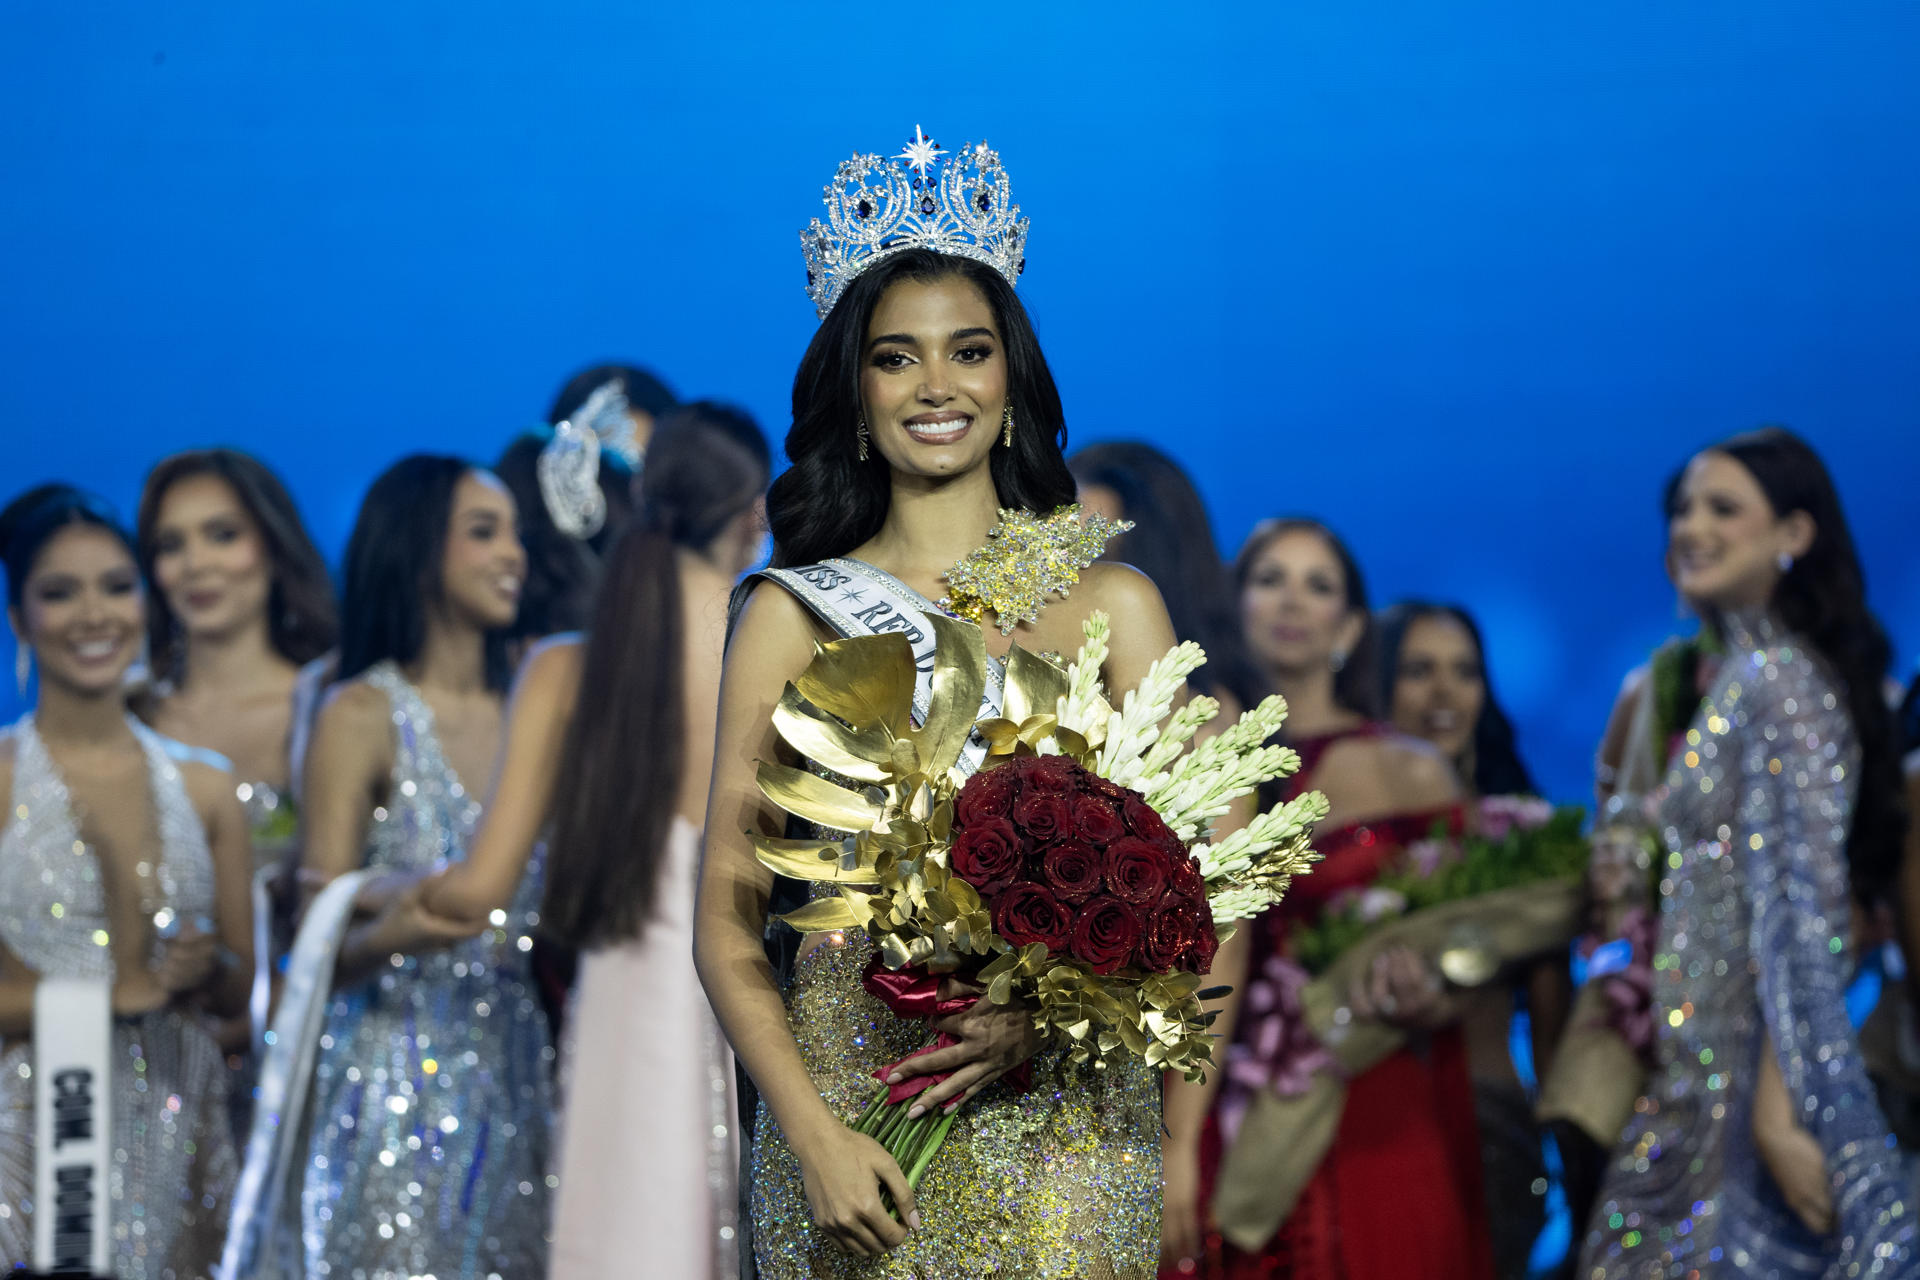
[1579,428,1914,1278]
[0,485,255,1278]
[287,455,552,1278]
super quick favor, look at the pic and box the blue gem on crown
[801,125,1029,319]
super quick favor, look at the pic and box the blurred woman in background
[390,404,771,1278]
[0,484,254,1277]
[270,455,552,1279]
[134,448,337,1125]
[1172,518,1484,1280]
[1377,601,1562,1280]
[1579,427,1911,1277]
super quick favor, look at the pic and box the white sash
[754,558,1004,775]
[219,869,370,1280]
[32,978,111,1276]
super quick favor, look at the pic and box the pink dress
[549,817,739,1279]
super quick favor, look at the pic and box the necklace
[939,504,1132,635]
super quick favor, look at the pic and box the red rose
[1022,753,1081,796]
[1040,839,1104,904]
[1123,795,1177,845]
[1105,837,1172,907]
[993,883,1075,951]
[1070,794,1127,846]
[1013,791,1073,844]
[955,765,1019,827]
[1140,899,1200,971]
[1088,776,1133,805]
[1069,898,1144,975]
[1169,851,1206,901]
[950,817,1024,896]
[1182,896,1220,974]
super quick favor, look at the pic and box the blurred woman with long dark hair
[1377,601,1563,1280]
[133,448,336,1111]
[0,484,254,1276]
[1175,518,1485,1280]
[228,455,550,1279]
[1579,427,1913,1276]
[386,404,772,1278]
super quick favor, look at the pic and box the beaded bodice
[0,714,215,982]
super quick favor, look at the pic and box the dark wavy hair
[135,448,338,683]
[1069,440,1267,712]
[1233,517,1380,720]
[1680,427,1905,902]
[541,408,771,947]
[337,455,513,692]
[494,430,635,643]
[767,249,1077,567]
[1,484,137,610]
[546,362,677,427]
[1375,601,1536,797]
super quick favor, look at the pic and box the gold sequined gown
[749,903,1164,1279]
[1578,611,1915,1277]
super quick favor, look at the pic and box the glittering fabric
[750,911,1164,1279]
[0,714,238,1277]
[299,663,555,1279]
[940,504,1132,635]
[1579,611,1916,1278]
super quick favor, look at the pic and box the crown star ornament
[801,125,1029,318]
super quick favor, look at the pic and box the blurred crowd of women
[2,352,1915,1280]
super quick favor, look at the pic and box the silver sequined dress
[298,663,554,1278]
[1579,612,1915,1278]
[0,714,239,1278]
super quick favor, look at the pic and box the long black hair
[1690,426,1905,903]
[1068,440,1267,712]
[1233,517,1381,720]
[1375,601,1537,797]
[136,448,338,682]
[2,484,137,610]
[336,455,513,692]
[767,249,1077,567]
[541,406,771,947]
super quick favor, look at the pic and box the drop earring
[1329,649,1348,674]
[15,644,30,697]
[856,416,870,463]
[1002,405,1015,448]
[1776,551,1794,573]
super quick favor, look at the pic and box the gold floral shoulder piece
[939,504,1132,635]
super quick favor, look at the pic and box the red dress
[1173,724,1493,1280]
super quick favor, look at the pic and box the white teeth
[908,417,970,436]
[74,640,117,660]
[1429,710,1458,730]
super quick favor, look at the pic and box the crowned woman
[693,129,1188,1279]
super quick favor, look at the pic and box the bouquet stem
[852,1087,963,1211]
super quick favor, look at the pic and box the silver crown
[801,125,1029,319]
[537,378,640,539]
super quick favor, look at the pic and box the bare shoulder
[515,635,585,705]
[0,729,15,797]
[1077,561,1164,620]
[173,750,242,815]
[729,575,832,664]
[316,675,392,729]
[1319,729,1459,809]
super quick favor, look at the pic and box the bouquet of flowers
[1288,796,1587,977]
[751,611,1327,1194]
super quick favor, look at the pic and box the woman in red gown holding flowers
[1161,518,1492,1280]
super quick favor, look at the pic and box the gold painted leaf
[778,897,860,932]
[756,761,878,832]
[794,632,916,734]
[748,834,874,883]
[913,615,988,781]
[772,687,895,782]
[1003,645,1070,726]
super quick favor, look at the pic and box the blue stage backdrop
[3,3,1916,804]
